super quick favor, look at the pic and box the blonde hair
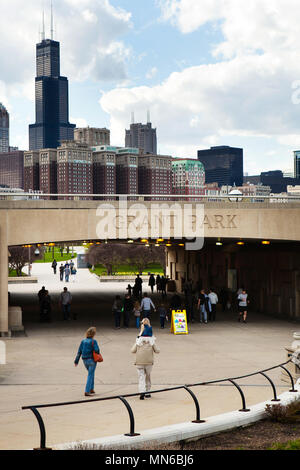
[142,318,151,326]
[86,327,96,338]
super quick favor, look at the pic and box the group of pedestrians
[126,274,169,299]
[37,286,74,322]
[75,318,160,399]
[52,259,77,282]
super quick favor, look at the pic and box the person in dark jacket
[148,274,156,294]
[52,259,57,275]
[40,290,51,322]
[74,327,100,397]
[157,303,168,329]
[112,295,123,329]
[156,275,161,293]
[123,294,134,328]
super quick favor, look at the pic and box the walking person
[123,294,134,329]
[38,286,47,320]
[112,295,123,329]
[71,265,77,282]
[131,320,160,400]
[59,263,65,282]
[52,259,57,275]
[64,264,71,283]
[157,303,168,329]
[40,290,52,322]
[60,287,72,321]
[135,275,143,297]
[126,284,133,297]
[148,274,155,294]
[133,300,142,329]
[160,276,167,298]
[74,327,101,397]
[197,289,208,324]
[156,274,161,293]
[140,293,155,319]
[238,288,250,323]
[208,288,218,322]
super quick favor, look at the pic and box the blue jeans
[135,316,140,328]
[83,358,97,394]
[62,304,71,320]
[143,310,151,319]
[200,305,207,323]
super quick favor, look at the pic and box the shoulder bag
[92,339,103,363]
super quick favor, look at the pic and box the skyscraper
[125,118,157,154]
[0,103,9,153]
[294,150,300,179]
[29,36,75,150]
[197,146,243,187]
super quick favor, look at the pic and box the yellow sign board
[171,310,189,335]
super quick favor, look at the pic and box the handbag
[92,340,103,363]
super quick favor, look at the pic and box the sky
[1,0,300,174]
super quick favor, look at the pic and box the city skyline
[1,1,300,174]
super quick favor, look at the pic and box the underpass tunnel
[166,238,300,321]
[7,239,168,331]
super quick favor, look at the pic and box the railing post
[259,372,280,402]
[29,407,52,451]
[183,386,205,423]
[279,365,298,393]
[228,379,250,412]
[118,397,140,437]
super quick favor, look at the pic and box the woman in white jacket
[131,329,160,400]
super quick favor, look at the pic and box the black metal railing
[22,359,298,450]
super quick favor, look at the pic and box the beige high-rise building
[74,127,110,147]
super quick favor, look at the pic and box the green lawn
[91,262,164,276]
[34,249,77,264]
[8,270,28,278]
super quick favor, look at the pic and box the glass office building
[197,146,243,187]
[294,151,300,179]
[29,39,75,150]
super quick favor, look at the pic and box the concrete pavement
[0,261,299,450]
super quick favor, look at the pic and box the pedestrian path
[2,263,299,450]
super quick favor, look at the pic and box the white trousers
[136,365,153,393]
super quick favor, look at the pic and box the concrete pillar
[0,212,9,335]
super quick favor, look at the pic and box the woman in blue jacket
[74,327,100,397]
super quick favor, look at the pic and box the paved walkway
[0,262,299,449]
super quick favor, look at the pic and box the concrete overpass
[1,198,300,334]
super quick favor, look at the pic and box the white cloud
[99,0,300,173]
[0,0,132,96]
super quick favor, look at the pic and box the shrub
[265,399,300,423]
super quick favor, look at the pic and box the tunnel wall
[166,244,300,320]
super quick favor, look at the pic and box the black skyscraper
[29,38,75,150]
[198,146,243,187]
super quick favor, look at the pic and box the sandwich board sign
[171,310,188,335]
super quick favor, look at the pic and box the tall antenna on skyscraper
[50,0,54,40]
[42,3,45,41]
[131,112,135,124]
[147,109,151,124]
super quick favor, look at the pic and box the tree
[8,246,45,276]
[85,244,128,275]
[85,243,166,275]
[127,245,166,274]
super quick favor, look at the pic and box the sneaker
[84,393,93,397]
[140,394,145,400]
[145,394,151,398]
